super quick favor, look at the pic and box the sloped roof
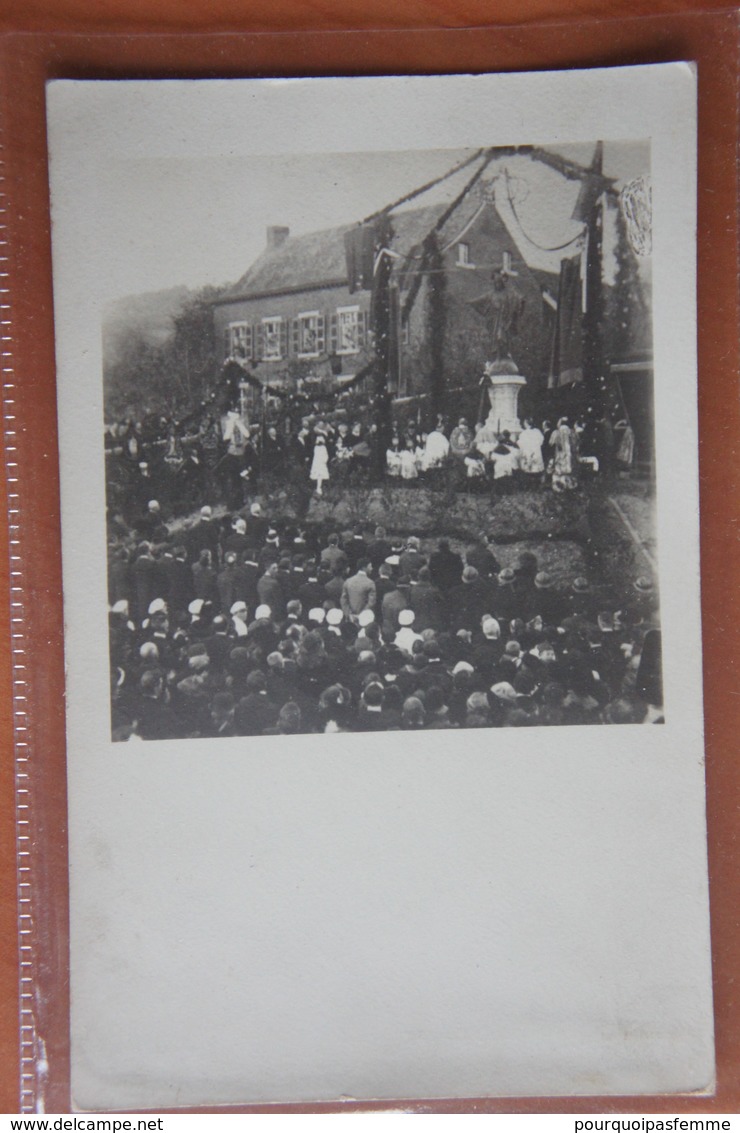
[220,195,556,303]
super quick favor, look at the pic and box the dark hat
[229,647,252,674]
[277,701,302,732]
[514,670,537,696]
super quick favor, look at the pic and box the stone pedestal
[485,372,527,438]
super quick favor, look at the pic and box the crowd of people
[108,501,662,741]
[104,405,637,519]
[384,415,618,492]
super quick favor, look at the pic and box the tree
[103,284,226,422]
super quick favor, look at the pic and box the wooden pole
[369,219,395,479]
[581,142,606,409]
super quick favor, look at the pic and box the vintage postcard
[47,66,712,1109]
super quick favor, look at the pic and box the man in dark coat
[465,535,501,579]
[222,517,250,558]
[429,539,464,592]
[366,526,392,572]
[132,543,159,625]
[298,561,327,611]
[529,572,568,626]
[257,562,286,621]
[409,566,448,632]
[246,502,269,549]
[234,671,279,736]
[344,525,368,572]
[448,566,496,632]
[187,505,220,563]
[218,552,250,614]
[399,536,424,579]
[381,578,410,641]
[134,670,182,740]
[164,546,194,616]
[136,499,169,544]
[321,533,348,574]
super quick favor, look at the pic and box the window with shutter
[357,309,366,349]
[336,305,361,354]
[291,318,300,357]
[329,312,338,355]
[296,312,318,357]
[262,317,282,360]
[316,313,326,355]
[256,323,266,361]
[228,322,250,361]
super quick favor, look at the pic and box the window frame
[335,304,361,355]
[227,320,252,361]
[296,310,322,359]
[457,242,472,267]
[261,315,284,361]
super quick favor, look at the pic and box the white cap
[452,661,474,675]
[308,607,326,623]
[148,598,166,615]
[398,609,415,626]
[482,616,501,639]
[235,518,247,534]
[255,604,271,620]
[200,505,212,518]
[358,608,375,627]
[188,598,204,615]
[326,608,343,626]
[230,600,247,615]
[147,499,159,511]
[490,681,518,701]
[111,599,129,616]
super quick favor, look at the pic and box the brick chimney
[266,225,290,249]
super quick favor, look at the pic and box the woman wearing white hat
[394,608,422,656]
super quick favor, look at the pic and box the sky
[100,140,650,306]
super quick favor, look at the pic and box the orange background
[0,0,736,1115]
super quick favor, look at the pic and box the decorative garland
[425,231,447,418]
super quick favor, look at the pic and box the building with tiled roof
[212,193,561,415]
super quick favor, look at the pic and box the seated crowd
[108,503,662,740]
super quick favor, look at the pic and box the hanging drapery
[344,224,377,293]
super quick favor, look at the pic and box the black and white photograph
[103,139,661,741]
[49,69,712,1110]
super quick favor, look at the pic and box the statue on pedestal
[469,264,528,439]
